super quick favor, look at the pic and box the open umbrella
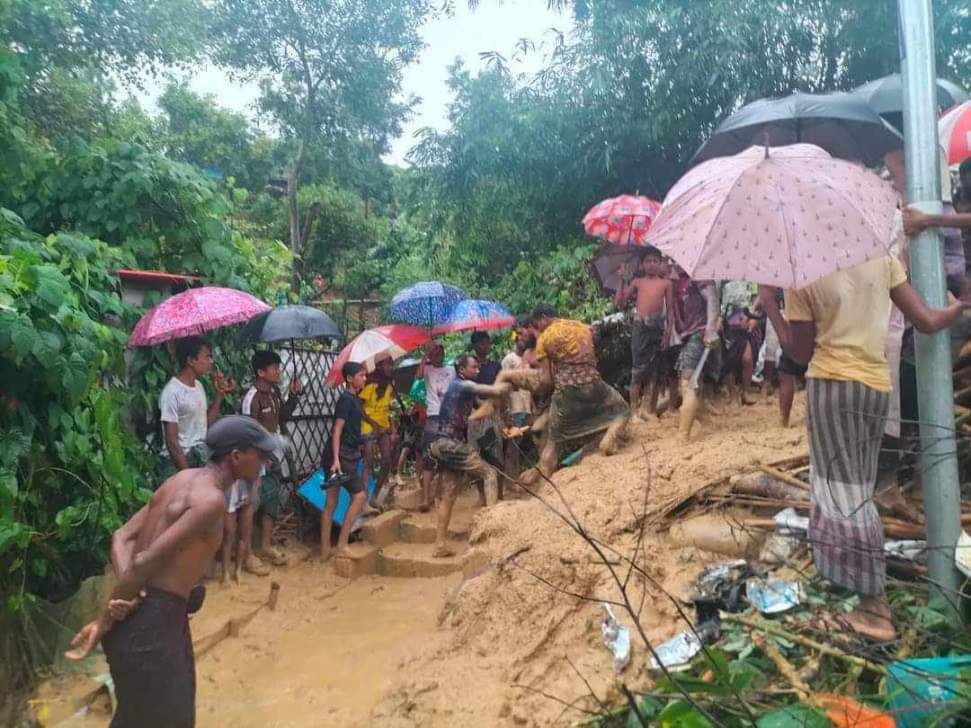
[390,281,467,328]
[582,194,662,246]
[588,245,641,295]
[852,73,968,132]
[645,144,898,289]
[129,287,270,347]
[431,299,514,336]
[238,305,341,344]
[940,101,971,166]
[692,91,902,166]
[324,325,430,387]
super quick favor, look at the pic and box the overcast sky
[137,0,565,166]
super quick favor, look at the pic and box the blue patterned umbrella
[431,299,514,335]
[390,281,467,328]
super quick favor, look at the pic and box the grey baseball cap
[205,415,284,459]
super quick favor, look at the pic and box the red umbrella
[582,194,662,247]
[940,100,971,166]
[325,325,430,387]
[129,287,270,347]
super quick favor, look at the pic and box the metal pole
[898,0,964,621]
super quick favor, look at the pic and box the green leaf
[756,704,829,728]
[31,329,63,365]
[9,316,36,359]
[657,700,716,728]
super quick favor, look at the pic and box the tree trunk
[288,139,308,295]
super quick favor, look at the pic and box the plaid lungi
[807,378,890,596]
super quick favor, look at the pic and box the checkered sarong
[807,378,890,596]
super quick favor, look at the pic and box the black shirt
[477,359,501,386]
[323,390,363,468]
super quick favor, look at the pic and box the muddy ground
[31,393,807,727]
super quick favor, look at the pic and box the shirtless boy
[65,416,280,728]
[614,246,674,416]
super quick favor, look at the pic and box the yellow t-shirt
[359,383,393,434]
[784,256,907,393]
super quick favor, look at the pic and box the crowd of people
[62,156,971,727]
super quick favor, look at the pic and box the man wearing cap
[65,416,280,728]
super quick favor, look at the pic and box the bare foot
[219,566,229,587]
[319,547,332,563]
[418,502,432,513]
[520,468,541,486]
[432,543,456,558]
[336,545,354,559]
[231,566,240,585]
[814,611,896,643]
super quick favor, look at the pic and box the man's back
[134,468,225,599]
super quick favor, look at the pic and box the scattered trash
[759,533,802,564]
[884,539,926,562]
[955,530,971,578]
[600,604,630,673]
[887,655,971,728]
[746,577,804,615]
[773,507,808,534]
[650,629,702,672]
[560,448,584,467]
[815,694,895,728]
[692,559,754,625]
[649,622,720,672]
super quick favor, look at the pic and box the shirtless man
[614,246,674,416]
[65,416,280,728]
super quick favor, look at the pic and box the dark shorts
[510,412,530,428]
[778,353,808,377]
[676,331,706,374]
[420,416,441,457]
[259,468,285,519]
[102,588,195,728]
[427,438,482,473]
[631,314,665,378]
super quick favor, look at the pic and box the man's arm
[758,286,815,364]
[330,419,345,473]
[207,370,235,424]
[903,206,971,235]
[613,280,635,309]
[111,504,149,577]
[469,381,512,400]
[890,282,966,333]
[700,283,720,343]
[163,422,189,470]
[281,382,302,422]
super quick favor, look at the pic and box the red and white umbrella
[940,100,971,166]
[129,287,270,347]
[582,194,662,247]
[325,325,430,387]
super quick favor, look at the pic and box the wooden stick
[721,612,886,675]
[759,465,810,492]
[751,633,813,703]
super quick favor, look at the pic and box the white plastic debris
[773,507,808,534]
[600,604,631,673]
[746,577,804,614]
[650,630,702,672]
[884,539,926,563]
[955,531,971,578]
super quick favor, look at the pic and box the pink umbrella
[325,325,430,387]
[645,143,897,289]
[940,100,971,166]
[582,194,662,246]
[129,287,271,347]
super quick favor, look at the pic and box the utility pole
[897,0,964,623]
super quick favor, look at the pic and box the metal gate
[279,345,340,483]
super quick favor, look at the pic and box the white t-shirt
[501,351,533,414]
[424,365,455,417]
[159,377,208,451]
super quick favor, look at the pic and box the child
[240,350,303,568]
[614,246,675,417]
[321,362,369,561]
[360,356,396,509]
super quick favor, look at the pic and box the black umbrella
[238,305,342,344]
[588,245,641,296]
[692,91,902,166]
[851,73,969,132]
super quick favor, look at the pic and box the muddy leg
[599,416,629,456]
[679,378,702,443]
[739,342,756,406]
[320,486,338,561]
[419,462,435,512]
[337,491,367,556]
[629,374,643,418]
[523,438,558,486]
[779,373,795,428]
[433,471,459,557]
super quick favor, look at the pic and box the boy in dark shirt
[239,350,302,567]
[320,362,368,561]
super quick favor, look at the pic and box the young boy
[321,362,369,561]
[614,246,675,417]
[418,342,455,512]
[160,336,235,475]
[239,350,303,568]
